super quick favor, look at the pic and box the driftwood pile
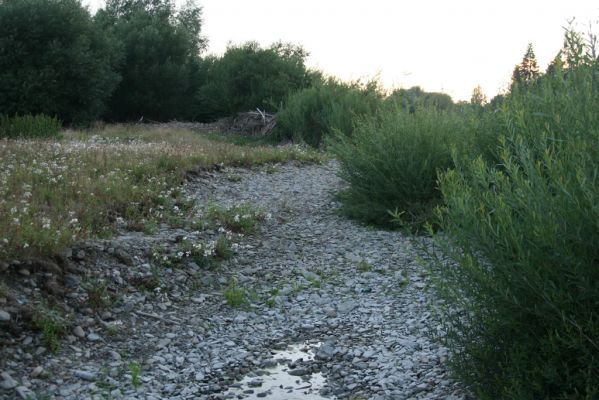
[220,109,276,136]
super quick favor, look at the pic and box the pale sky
[84,0,598,101]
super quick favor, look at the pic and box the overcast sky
[84,0,598,101]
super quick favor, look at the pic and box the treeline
[0,0,314,125]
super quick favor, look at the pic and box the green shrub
[0,0,121,125]
[0,114,61,139]
[274,79,383,147]
[330,106,471,230]
[432,57,599,398]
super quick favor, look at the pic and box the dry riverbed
[0,161,469,400]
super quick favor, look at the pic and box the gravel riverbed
[1,161,469,400]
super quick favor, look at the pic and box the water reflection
[225,342,333,399]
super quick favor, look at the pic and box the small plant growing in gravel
[28,304,68,353]
[84,279,112,311]
[128,362,142,389]
[225,173,242,182]
[214,234,233,260]
[223,281,247,308]
[357,260,372,272]
[206,203,267,234]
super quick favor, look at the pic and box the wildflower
[42,217,51,229]
[234,214,240,223]
[69,218,78,225]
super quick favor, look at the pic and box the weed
[225,173,242,182]
[214,234,233,260]
[357,260,372,272]
[0,114,61,139]
[223,281,247,308]
[84,279,112,311]
[206,203,266,234]
[128,362,142,389]
[29,305,68,353]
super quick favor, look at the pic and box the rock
[73,370,96,381]
[0,309,10,321]
[315,343,335,361]
[31,366,44,378]
[16,386,32,399]
[87,333,101,342]
[114,249,134,266]
[287,368,310,377]
[1,372,18,389]
[73,326,85,338]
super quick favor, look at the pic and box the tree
[470,85,487,106]
[96,0,206,121]
[0,0,121,124]
[511,43,540,90]
[195,41,311,121]
[386,87,454,113]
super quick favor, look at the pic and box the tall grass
[0,114,61,139]
[432,60,599,399]
[274,79,383,147]
[330,106,473,230]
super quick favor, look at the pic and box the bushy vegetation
[0,0,120,125]
[274,79,383,147]
[196,42,312,121]
[385,86,455,113]
[0,115,61,139]
[432,35,599,399]
[331,106,472,230]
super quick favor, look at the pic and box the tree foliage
[97,0,206,121]
[0,0,121,124]
[386,86,454,112]
[195,42,312,121]
[511,43,540,89]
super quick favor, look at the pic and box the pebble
[0,309,10,321]
[1,372,18,389]
[72,326,85,338]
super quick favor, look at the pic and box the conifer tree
[511,43,540,90]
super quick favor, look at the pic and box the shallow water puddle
[224,342,332,399]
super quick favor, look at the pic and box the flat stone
[0,310,10,321]
[74,370,96,381]
[1,372,17,389]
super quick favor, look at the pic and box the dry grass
[0,126,321,259]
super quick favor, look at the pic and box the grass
[0,114,61,139]
[28,304,68,352]
[223,281,247,308]
[84,279,112,311]
[206,203,268,234]
[0,125,320,260]
[128,362,142,389]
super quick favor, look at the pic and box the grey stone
[73,326,85,338]
[0,310,11,321]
